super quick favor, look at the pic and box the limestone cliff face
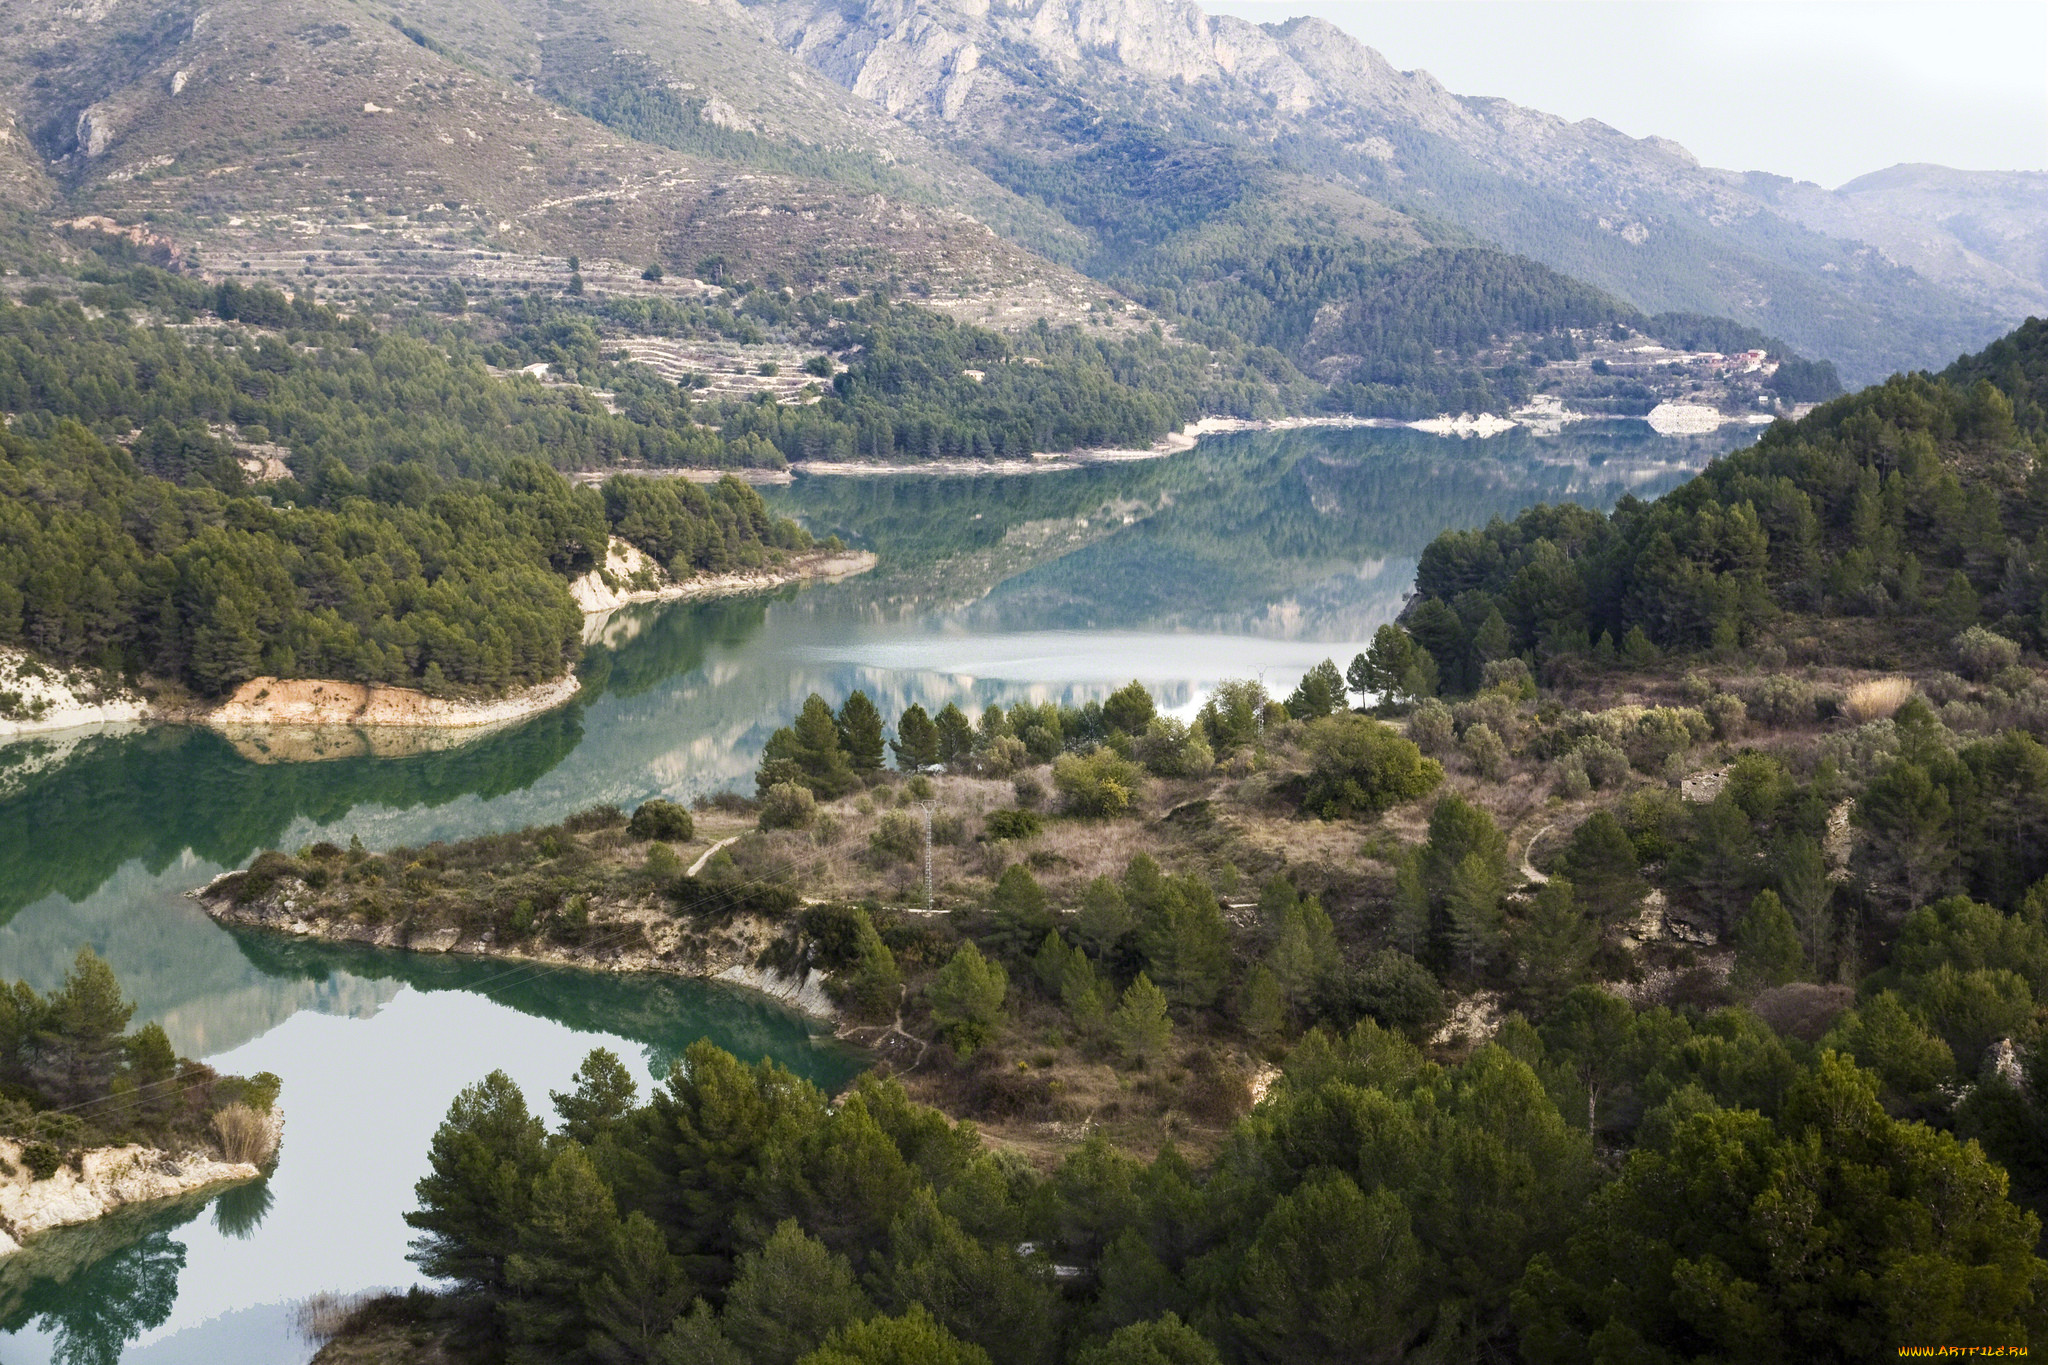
[754,0,1726,197]
[742,0,2039,380]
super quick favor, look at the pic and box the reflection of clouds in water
[788,632,1372,686]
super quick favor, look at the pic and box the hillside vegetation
[1404,318,2048,688]
[265,315,2048,1363]
[0,269,818,696]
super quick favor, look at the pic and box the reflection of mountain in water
[0,709,586,927]
[773,425,1717,640]
[0,857,403,1056]
[229,931,861,1092]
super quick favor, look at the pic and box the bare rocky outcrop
[0,648,151,740]
[0,1113,282,1258]
[197,876,839,1023]
[576,546,878,637]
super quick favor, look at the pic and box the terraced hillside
[1,0,1107,314]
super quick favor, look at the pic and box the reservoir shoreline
[0,549,876,746]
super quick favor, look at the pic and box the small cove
[0,423,1734,1363]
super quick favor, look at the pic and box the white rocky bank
[0,1111,282,1257]
[0,647,150,739]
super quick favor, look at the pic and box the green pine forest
[0,266,814,696]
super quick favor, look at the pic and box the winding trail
[686,836,740,877]
[1519,822,1555,886]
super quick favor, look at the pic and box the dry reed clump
[1844,676,1915,723]
[211,1102,275,1164]
[292,1290,374,1345]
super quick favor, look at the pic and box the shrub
[1955,626,2022,681]
[628,799,694,842]
[20,1142,61,1181]
[211,1103,275,1164]
[984,809,1043,841]
[1922,671,1973,705]
[1578,738,1631,789]
[1453,691,1516,741]
[1461,722,1508,781]
[1135,716,1215,778]
[905,774,935,800]
[978,735,1028,777]
[1350,950,1446,1040]
[1054,750,1144,817]
[870,811,922,863]
[562,804,626,833]
[1621,706,1710,771]
[1012,772,1045,808]
[1552,754,1592,799]
[1749,675,1818,726]
[646,843,683,878]
[1301,714,1443,820]
[1408,698,1454,753]
[1703,693,1747,740]
[759,782,818,831]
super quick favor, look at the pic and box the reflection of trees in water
[0,1188,213,1365]
[210,1177,274,1240]
[0,707,585,925]
[949,429,1711,637]
[228,930,864,1092]
[580,594,774,701]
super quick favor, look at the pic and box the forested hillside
[0,269,817,697]
[1403,318,2048,690]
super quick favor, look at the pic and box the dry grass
[293,1291,375,1346]
[211,1103,275,1165]
[1844,675,1915,723]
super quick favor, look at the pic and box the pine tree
[836,691,886,771]
[1111,974,1173,1066]
[928,943,1009,1056]
[1241,965,1287,1047]
[406,1071,550,1298]
[724,1220,870,1365]
[892,703,941,770]
[550,1048,638,1146]
[1102,680,1156,736]
[1556,810,1647,927]
[1514,877,1597,1010]
[838,913,902,1023]
[39,948,135,1105]
[1731,889,1804,990]
[1443,852,1506,975]
[761,694,857,798]
[934,703,975,767]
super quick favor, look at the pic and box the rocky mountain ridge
[745,0,2045,380]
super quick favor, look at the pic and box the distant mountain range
[746,0,2048,382]
[4,0,2042,388]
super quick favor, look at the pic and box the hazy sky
[1205,0,2048,188]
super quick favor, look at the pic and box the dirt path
[839,985,931,1072]
[686,836,740,877]
[1519,822,1555,886]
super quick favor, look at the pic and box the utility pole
[919,802,934,914]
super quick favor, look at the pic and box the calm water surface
[0,424,1730,1363]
